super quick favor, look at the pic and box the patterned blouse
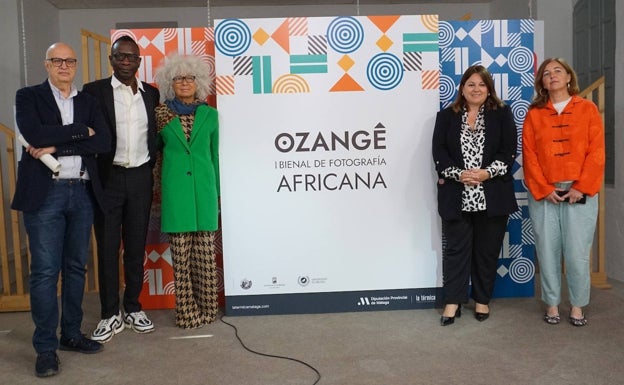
[441,106,508,212]
[155,103,196,141]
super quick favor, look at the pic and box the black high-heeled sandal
[440,304,461,326]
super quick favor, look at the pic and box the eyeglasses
[111,53,141,62]
[46,58,77,68]
[172,75,196,84]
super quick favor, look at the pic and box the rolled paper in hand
[17,134,61,173]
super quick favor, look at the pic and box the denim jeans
[24,179,94,353]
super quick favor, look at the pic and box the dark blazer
[432,104,518,221]
[82,77,160,186]
[11,80,111,213]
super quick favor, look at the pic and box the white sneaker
[124,311,155,333]
[91,311,124,343]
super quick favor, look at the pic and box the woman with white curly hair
[154,54,219,328]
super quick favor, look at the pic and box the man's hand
[26,145,56,159]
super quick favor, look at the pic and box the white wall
[490,0,534,20]
[536,0,574,61]
[0,0,60,131]
[0,0,23,216]
[0,0,22,126]
[22,0,61,86]
[606,1,624,281]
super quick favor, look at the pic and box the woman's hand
[547,187,584,204]
[459,168,489,186]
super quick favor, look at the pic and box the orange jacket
[522,95,604,200]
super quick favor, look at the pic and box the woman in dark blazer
[432,65,518,326]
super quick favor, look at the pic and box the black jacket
[12,80,110,212]
[432,104,518,221]
[82,76,160,187]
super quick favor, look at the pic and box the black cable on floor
[220,314,321,385]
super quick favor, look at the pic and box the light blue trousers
[527,183,598,308]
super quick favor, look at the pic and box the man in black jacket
[13,42,110,377]
[83,35,160,343]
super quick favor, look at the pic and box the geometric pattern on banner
[421,70,439,90]
[290,54,328,74]
[271,19,290,53]
[404,51,422,71]
[233,56,253,75]
[216,75,235,95]
[439,20,536,298]
[139,244,176,309]
[273,74,311,93]
[252,56,272,94]
[308,35,327,55]
[288,17,308,36]
[214,16,440,95]
[115,28,223,309]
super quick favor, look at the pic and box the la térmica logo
[240,279,252,289]
[298,276,310,286]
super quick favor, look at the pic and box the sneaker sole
[91,323,125,343]
[124,323,155,334]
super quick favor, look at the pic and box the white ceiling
[45,0,491,9]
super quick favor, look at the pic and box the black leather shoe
[36,351,59,377]
[440,304,461,326]
[60,334,103,354]
[474,303,490,322]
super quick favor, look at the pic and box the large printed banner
[117,19,541,314]
[439,19,539,297]
[215,16,443,315]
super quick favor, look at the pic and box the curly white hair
[154,53,212,102]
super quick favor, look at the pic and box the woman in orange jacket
[523,58,604,327]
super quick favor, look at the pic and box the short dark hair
[111,35,138,53]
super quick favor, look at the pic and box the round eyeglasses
[111,53,141,62]
[46,58,77,67]
[172,75,196,84]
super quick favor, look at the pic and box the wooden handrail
[0,122,28,310]
[578,76,610,289]
[81,28,112,84]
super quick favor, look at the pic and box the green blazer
[158,104,220,233]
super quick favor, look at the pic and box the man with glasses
[13,42,110,377]
[83,35,159,343]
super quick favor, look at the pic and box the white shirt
[49,80,90,180]
[553,97,571,114]
[111,76,150,167]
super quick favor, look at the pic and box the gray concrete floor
[1,280,624,385]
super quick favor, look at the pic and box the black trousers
[94,164,153,318]
[441,211,509,305]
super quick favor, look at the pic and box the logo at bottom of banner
[225,288,444,316]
